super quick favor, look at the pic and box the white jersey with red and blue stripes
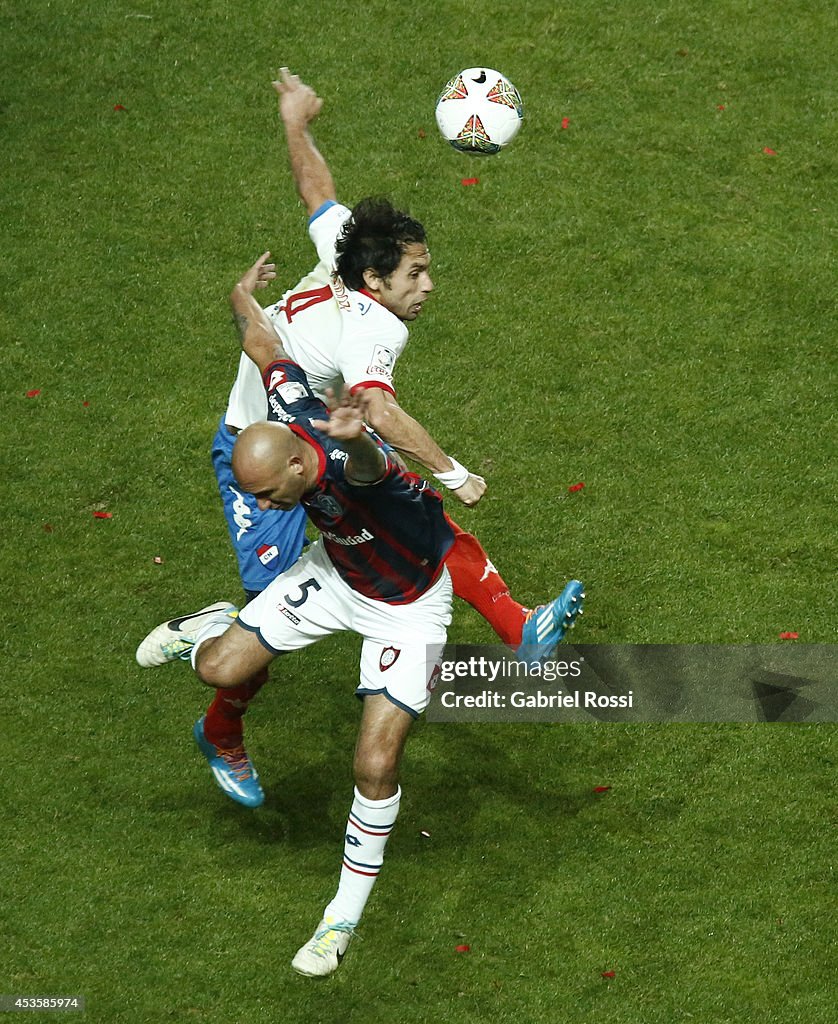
[263,359,453,603]
[225,202,409,431]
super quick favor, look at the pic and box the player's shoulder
[345,289,408,340]
[308,201,352,241]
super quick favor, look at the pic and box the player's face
[377,243,434,321]
[244,465,308,512]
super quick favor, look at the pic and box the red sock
[444,516,527,647]
[203,668,268,747]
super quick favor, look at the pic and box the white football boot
[291,916,356,977]
[136,601,238,667]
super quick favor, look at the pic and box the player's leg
[291,693,414,978]
[444,514,585,658]
[292,572,450,977]
[137,541,352,807]
[443,513,526,644]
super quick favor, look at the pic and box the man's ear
[362,267,384,293]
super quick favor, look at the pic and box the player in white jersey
[201,69,584,808]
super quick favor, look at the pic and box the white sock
[189,620,232,670]
[323,786,401,926]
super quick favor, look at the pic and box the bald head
[232,421,313,511]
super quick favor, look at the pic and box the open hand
[310,387,366,442]
[235,251,276,295]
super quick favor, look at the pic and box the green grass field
[2,1,835,1021]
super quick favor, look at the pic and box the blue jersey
[261,360,454,603]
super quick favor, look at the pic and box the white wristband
[434,457,470,490]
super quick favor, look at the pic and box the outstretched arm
[229,252,288,373]
[272,68,337,217]
[361,387,487,507]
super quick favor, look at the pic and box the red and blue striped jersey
[261,360,454,603]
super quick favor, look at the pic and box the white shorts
[237,539,452,716]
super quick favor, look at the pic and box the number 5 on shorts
[284,577,322,608]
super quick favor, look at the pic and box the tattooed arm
[229,251,289,373]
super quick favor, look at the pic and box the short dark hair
[335,198,427,290]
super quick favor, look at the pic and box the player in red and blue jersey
[250,356,454,606]
[137,252,461,976]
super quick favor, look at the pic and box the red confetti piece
[455,945,470,953]
[763,147,777,155]
[568,482,585,493]
[779,632,799,640]
[92,511,113,519]
[153,556,164,564]
[26,389,41,398]
[461,177,479,186]
[717,104,726,111]
[82,401,90,407]
[561,117,570,130]
[113,104,127,111]
[593,786,611,793]
[43,524,54,533]
[601,970,616,979]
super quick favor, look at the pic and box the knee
[354,748,400,800]
[194,643,244,689]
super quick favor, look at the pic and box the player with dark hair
[189,69,583,808]
[334,197,427,290]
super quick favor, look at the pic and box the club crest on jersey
[309,493,343,518]
[268,368,287,391]
[380,647,401,672]
[257,544,279,567]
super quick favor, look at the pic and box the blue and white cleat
[291,916,356,977]
[135,601,238,667]
[516,580,585,663]
[193,716,264,808]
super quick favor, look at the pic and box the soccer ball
[435,68,524,154]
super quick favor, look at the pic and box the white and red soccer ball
[435,68,523,154]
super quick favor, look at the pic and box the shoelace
[162,638,193,659]
[311,923,356,957]
[217,745,253,782]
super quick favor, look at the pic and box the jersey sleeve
[308,202,352,267]
[336,313,409,396]
[262,360,328,424]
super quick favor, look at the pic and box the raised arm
[229,252,289,373]
[272,68,337,217]
[361,387,487,507]
[311,390,387,485]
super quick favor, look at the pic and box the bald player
[137,252,462,976]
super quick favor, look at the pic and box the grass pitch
[2,1,835,1021]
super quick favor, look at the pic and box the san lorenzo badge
[380,647,401,672]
